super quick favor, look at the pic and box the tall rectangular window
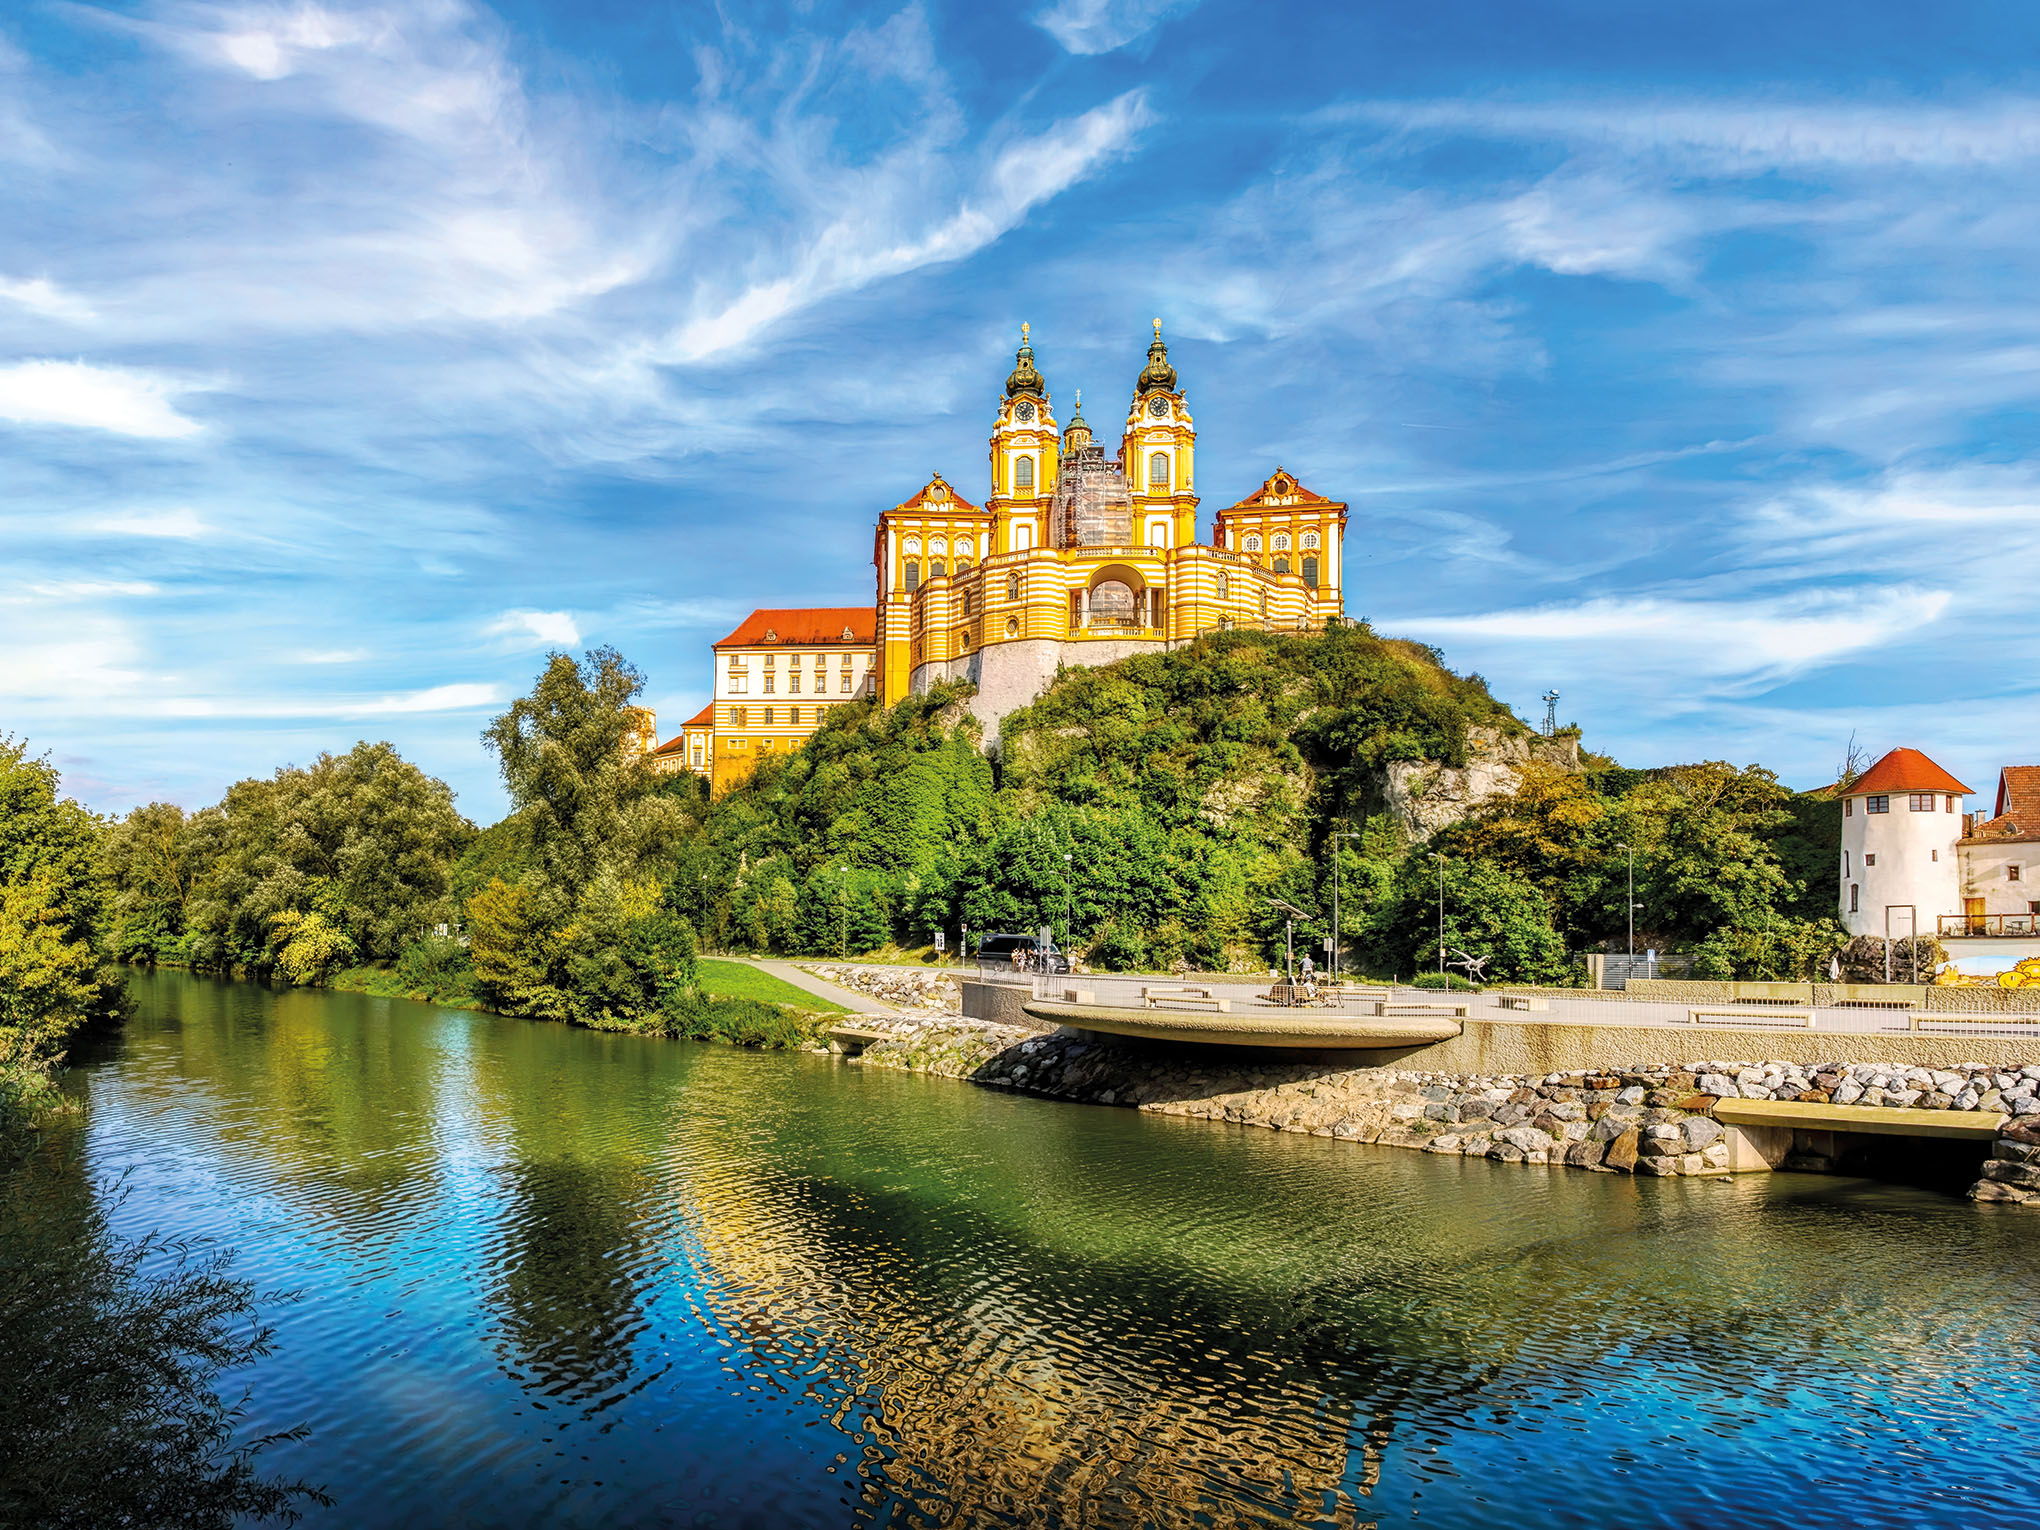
[1850,884,1859,913]
[1946,795,1957,811]
[788,671,801,694]
[762,707,774,725]
[732,706,747,727]
[840,671,851,693]
[2012,864,2025,883]
[762,674,774,695]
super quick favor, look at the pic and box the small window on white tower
[1850,884,1859,913]
[1863,854,1875,866]
[1149,452,1169,490]
[1907,793,1935,811]
[1865,795,1889,814]
[2012,864,2025,883]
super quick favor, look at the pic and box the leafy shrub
[391,935,478,1005]
[1410,971,1477,991]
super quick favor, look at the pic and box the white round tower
[1837,747,1971,941]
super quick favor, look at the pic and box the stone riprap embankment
[799,964,961,1013]
[847,1020,2040,1205]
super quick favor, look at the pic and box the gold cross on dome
[1153,317,1161,339]
[1021,321,1029,343]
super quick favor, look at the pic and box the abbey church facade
[653,323,1349,793]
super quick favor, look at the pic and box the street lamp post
[1331,829,1363,984]
[1617,842,1636,959]
[1062,852,1073,950]
[1436,855,1446,979]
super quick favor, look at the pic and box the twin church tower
[661,322,1351,790]
[872,321,1349,734]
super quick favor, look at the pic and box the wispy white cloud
[1032,0,1199,55]
[660,89,1153,362]
[291,647,370,664]
[1398,586,1951,693]
[486,608,581,646]
[1339,96,2040,170]
[85,506,211,538]
[0,274,94,322]
[347,681,501,715]
[0,360,206,438]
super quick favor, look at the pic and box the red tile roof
[1969,765,2040,844]
[1219,468,1346,512]
[893,475,983,514]
[1844,747,1973,799]
[713,607,876,649]
[652,704,716,757]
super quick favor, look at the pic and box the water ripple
[37,970,2040,1529]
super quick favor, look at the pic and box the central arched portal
[1074,563,1157,633]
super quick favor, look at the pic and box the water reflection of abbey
[669,1095,1384,1527]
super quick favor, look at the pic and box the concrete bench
[1374,1000,1470,1019]
[1909,1011,2040,1031]
[1683,1008,1814,1028]
[1497,995,1549,1012]
[1140,986,1230,1012]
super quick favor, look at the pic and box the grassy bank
[695,959,849,1012]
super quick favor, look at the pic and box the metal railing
[1937,913,2040,937]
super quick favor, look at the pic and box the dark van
[974,931,1071,974]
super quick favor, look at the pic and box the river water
[49,970,2040,1527]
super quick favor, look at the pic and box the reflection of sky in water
[54,971,2040,1528]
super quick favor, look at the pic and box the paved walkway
[720,956,908,1018]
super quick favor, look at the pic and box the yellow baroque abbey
[659,322,1349,791]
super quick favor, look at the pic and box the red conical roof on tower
[1843,747,1973,798]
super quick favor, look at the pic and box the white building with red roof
[1837,747,1972,940]
[697,607,877,794]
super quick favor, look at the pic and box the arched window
[931,537,947,557]
[1301,531,1320,550]
[956,558,972,573]
[904,536,921,555]
[1272,532,1291,551]
[1006,572,1020,602]
[1273,555,1290,574]
[1149,451,1169,489]
[904,560,920,591]
[1244,534,1262,553]
[1014,455,1035,494]
[1217,573,1230,600]
[931,558,946,578]
[1302,555,1319,588]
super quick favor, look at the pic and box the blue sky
[4,0,2037,823]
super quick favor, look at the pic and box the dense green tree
[101,801,199,962]
[171,741,472,974]
[0,738,127,1047]
[470,650,692,1026]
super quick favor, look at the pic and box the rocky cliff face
[1382,726,1578,839]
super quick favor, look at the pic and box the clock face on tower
[1148,395,1169,418]
[1015,401,1036,422]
